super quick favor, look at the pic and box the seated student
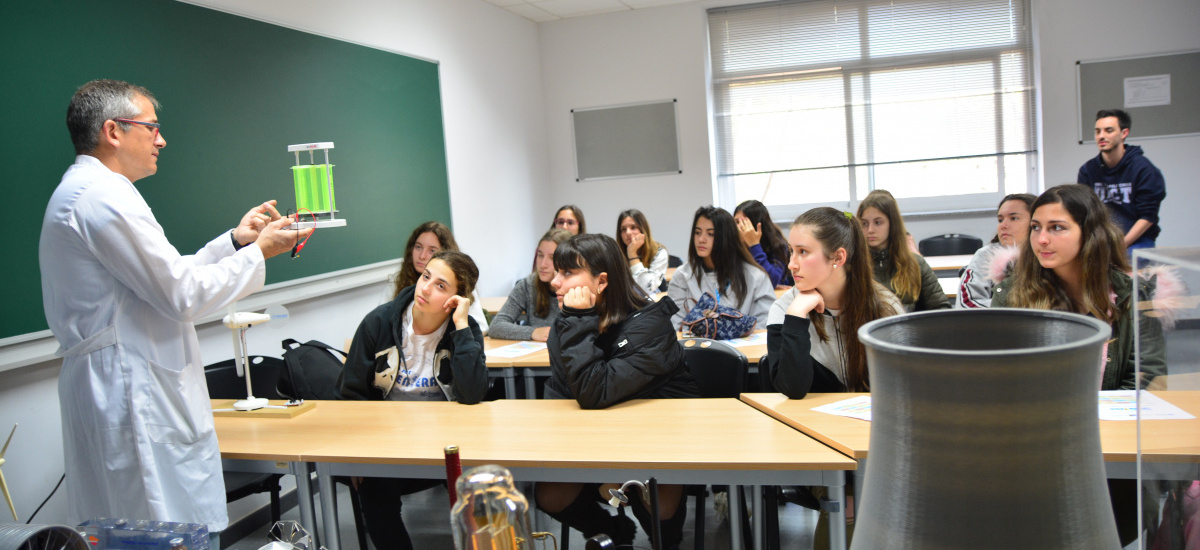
[616,209,670,295]
[488,228,573,341]
[956,193,1036,308]
[536,234,699,549]
[857,190,951,312]
[992,184,1166,389]
[991,184,1170,546]
[764,207,902,549]
[391,221,489,332]
[550,204,586,235]
[735,199,794,287]
[340,250,488,550]
[765,208,902,399]
[668,206,776,331]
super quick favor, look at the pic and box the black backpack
[276,338,347,400]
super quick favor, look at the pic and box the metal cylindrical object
[0,524,88,550]
[853,308,1121,550]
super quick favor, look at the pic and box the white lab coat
[39,155,266,531]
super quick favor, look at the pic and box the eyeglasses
[112,118,160,139]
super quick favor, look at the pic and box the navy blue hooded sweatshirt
[1077,144,1166,242]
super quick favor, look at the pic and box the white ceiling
[483,0,699,22]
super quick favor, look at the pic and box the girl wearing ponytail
[764,207,902,399]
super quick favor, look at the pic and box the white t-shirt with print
[384,303,450,401]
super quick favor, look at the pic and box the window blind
[709,0,1036,215]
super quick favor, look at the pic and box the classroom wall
[540,5,715,257]
[538,0,1200,248]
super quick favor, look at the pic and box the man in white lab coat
[39,79,311,537]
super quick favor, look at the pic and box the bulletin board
[572,100,682,181]
[1077,50,1200,143]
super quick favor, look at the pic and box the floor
[225,484,820,550]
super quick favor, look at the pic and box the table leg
[854,462,864,510]
[505,367,517,399]
[524,368,536,399]
[316,463,341,550]
[293,462,319,546]
[730,485,743,550]
[828,483,847,550]
[752,485,763,550]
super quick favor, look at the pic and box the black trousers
[355,477,445,550]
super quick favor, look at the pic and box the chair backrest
[204,356,287,400]
[918,234,983,256]
[680,338,748,398]
[667,254,684,268]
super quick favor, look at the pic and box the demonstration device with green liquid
[288,142,346,228]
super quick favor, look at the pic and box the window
[708,0,1036,218]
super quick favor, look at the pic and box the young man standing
[1077,108,1167,251]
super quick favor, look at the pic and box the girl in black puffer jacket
[538,233,699,550]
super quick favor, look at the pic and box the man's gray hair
[66,79,160,154]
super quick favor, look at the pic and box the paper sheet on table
[485,341,547,358]
[812,395,872,421]
[724,332,767,348]
[1098,390,1195,421]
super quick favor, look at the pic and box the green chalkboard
[1,0,451,340]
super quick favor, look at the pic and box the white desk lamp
[222,307,287,411]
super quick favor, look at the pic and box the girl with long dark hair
[537,233,699,549]
[735,199,794,287]
[667,206,775,330]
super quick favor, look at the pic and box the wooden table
[939,276,960,299]
[483,337,533,398]
[298,399,856,550]
[487,330,770,400]
[923,254,974,273]
[214,400,324,539]
[741,392,1200,502]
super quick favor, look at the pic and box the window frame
[708,0,1038,218]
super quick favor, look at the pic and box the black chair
[681,338,752,550]
[918,233,983,256]
[205,356,288,525]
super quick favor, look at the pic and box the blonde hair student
[857,190,950,312]
[616,209,670,294]
[487,228,573,341]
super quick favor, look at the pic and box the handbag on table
[680,288,756,340]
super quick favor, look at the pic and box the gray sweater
[666,261,775,330]
[487,273,561,340]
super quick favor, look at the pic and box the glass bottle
[450,465,533,550]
